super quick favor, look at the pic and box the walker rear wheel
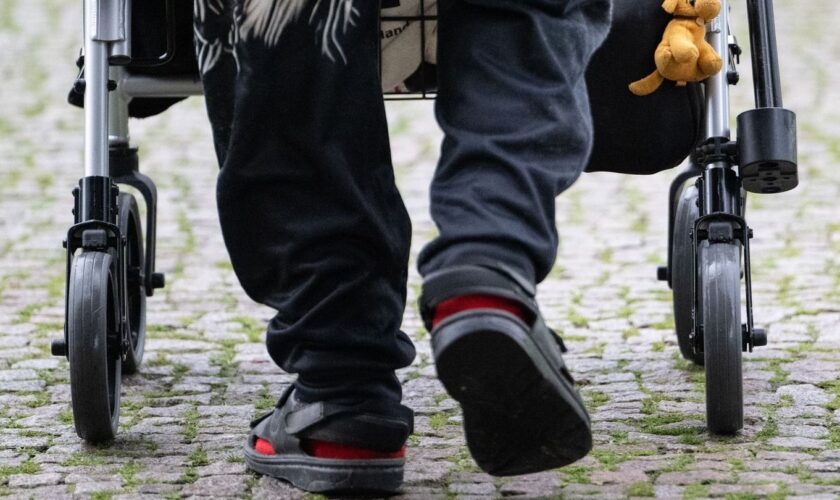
[672,185,704,365]
[118,193,146,374]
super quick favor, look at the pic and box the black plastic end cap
[152,272,166,290]
[51,339,67,357]
[752,328,768,347]
[657,266,669,282]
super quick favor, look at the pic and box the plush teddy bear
[629,0,724,96]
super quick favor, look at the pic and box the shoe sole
[243,445,404,493]
[433,311,592,476]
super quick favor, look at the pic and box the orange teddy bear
[629,0,724,96]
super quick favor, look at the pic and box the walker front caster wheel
[68,251,122,443]
[699,241,744,434]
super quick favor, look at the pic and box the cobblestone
[1,0,840,498]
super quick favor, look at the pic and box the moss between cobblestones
[0,459,41,485]
[232,315,265,343]
[447,446,480,473]
[649,317,676,331]
[62,451,108,467]
[429,410,459,431]
[37,368,67,385]
[679,434,704,446]
[567,308,589,328]
[722,493,761,500]
[591,449,655,471]
[147,352,171,367]
[90,492,117,500]
[622,327,641,340]
[548,263,569,279]
[214,259,235,271]
[766,484,792,500]
[558,464,592,484]
[625,480,655,497]
[15,301,49,324]
[682,482,710,499]
[640,394,663,415]
[755,415,779,442]
[785,463,813,481]
[211,341,240,378]
[827,423,840,449]
[597,248,614,264]
[585,390,610,409]
[817,380,840,411]
[630,214,650,235]
[181,447,210,484]
[594,271,611,286]
[182,405,200,443]
[21,391,51,409]
[58,407,74,425]
[641,414,705,437]
[764,358,790,385]
[147,324,178,335]
[254,385,275,416]
[563,334,587,343]
[662,453,695,474]
[728,458,746,472]
[778,394,794,407]
[582,342,606,357]
[672,353,704,374]
[609,431,632,445]
[118,460,143,490]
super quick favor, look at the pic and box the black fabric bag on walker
[584,0,705,175]
[69,0,703,176]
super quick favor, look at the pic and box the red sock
[432,294,529,329]
[255,438,406,460]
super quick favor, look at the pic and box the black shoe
[244,386,413,493]
[420,262,592,476]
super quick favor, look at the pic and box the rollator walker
[52,0,796,442]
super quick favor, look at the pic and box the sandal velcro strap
[419,262,538,329]
[250,388,413,454]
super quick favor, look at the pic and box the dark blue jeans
[195,0,611,406]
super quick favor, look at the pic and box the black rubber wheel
[699,241,744,434]
[118,193,146,374]
[68,251,122,442]
[672,185,704,365]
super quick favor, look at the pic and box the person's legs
[418,0,612,476]
[197,0,415,406]
[195,1,415,491]
[418,0,612,284]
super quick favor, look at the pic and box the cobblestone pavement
[1,1,840,498]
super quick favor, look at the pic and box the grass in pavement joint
[183,405,200,443]
[625,480,654,497]
[181,447,210,484]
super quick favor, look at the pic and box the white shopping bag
[380,0,438,92]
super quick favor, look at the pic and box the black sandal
[420,262,592,476]
[244,387,413,493]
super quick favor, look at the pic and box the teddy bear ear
[661,0,679,14]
